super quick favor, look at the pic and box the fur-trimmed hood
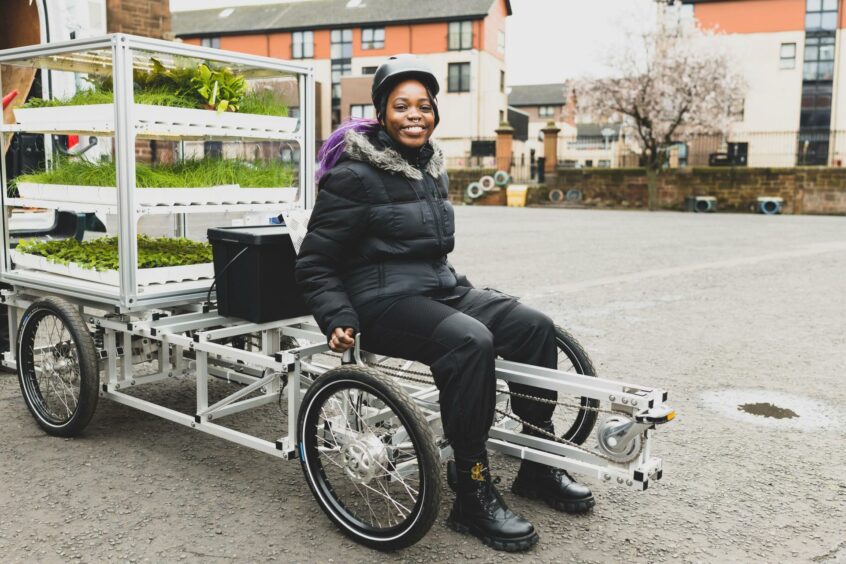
[343,128,445,180]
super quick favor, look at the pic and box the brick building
[172,0,512,158]
[107,0,171,38]
[683,0,846,166]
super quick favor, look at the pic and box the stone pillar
[541,122,561,177]
[495,123,514,172]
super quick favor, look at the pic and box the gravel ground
[1,207,844,563]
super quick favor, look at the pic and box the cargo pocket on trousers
[483,287,521,301]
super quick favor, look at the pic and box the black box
[207,225,310,323]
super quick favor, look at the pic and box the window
[361,27,384,50]
[448,21,473,50]
[499,110,504,124]
[497,30,505,53]
[331,29,353,59]
[729,97,745,121]
[361,66,378,75]
[330,29,353,128]
[200,37,220,49]
[780,43,796,69]
[538,105,555,118]
[292,31,313,59]
[448,62,471,92]
[805,0,838,31]
[351,104,375,119]
[331,61,352,100]
[800,82,833,127]
[500,70,505,93]
[803,36,835,81]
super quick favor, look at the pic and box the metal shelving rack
[0,34,316,312]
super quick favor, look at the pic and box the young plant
[14,158,296,188]
[17,235,213,271]
[240,88,289,117]
[191,63,246,113]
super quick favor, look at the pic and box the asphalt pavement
[1,206,844,563]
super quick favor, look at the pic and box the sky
[169,0,657,85]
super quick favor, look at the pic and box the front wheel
[17,296,99,436]
[298,366,442,550]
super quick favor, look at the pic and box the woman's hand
[329,327,356,352]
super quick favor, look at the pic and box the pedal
[634,405,675,425]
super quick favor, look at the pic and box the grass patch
[15,158,296,188]
[17,235,212,271]
[239,89,289,117]
[23,86,288,116]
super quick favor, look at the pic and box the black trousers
[359,288,558,459]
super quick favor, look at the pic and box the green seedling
[17,235,213,271]
[14,158,296,188]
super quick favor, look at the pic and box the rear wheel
[551,326,599,444]
[298,366,442,550]
[17,296,99,436]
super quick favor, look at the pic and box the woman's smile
[383,79,435,149]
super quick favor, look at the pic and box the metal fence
[555,130,846,169]
[446,130,846,181]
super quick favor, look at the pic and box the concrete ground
[1,207,844,563]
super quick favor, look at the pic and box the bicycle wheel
[17,296,99,437]
[551,325,599,444]
[298,366,442,550]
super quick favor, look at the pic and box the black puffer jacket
[295,128,470,336]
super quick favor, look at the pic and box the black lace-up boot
[511,422,596,514]
[447,452,539,552]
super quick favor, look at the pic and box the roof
[576,123,621,138]
[507,83,568,107]
[173,0,511,37]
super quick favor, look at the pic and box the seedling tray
[12,104,299,138]
[16,183,297,206]
[10,250,213,286]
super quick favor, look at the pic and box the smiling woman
[294,54,595,552]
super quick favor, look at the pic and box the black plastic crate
[207,225,310,323]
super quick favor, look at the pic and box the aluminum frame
[0,34,316,312]
[2,288,669,491]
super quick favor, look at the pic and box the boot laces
[550,466,575,483]
[475,475,506,513]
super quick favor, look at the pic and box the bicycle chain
[316,351,647,464]
[321,356,641,465]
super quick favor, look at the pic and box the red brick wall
[523,167,846,215]
[107,0,171,39]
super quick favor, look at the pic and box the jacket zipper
[422,176,445,288]
[422,175,443,248]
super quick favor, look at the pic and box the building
[508,83,632,170]
[173,0,512,158]
[683,0,846,166]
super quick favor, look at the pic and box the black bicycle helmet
[371,54,440,126]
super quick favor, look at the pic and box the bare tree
[575,4,746,209]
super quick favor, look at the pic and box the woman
[295,55,593,552]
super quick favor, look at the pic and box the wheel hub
[341,432,389,484]
[596,414,643,463]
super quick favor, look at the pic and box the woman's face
[382,79,435,150]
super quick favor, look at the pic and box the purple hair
[316,118,381,183]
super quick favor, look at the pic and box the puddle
[738,402,799,419]
[702,389,839,431]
